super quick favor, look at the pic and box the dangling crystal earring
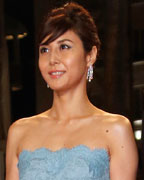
[87,65,93,82]
[47,84,49,88]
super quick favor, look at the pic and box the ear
[86,46,97,67]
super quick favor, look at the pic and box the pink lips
[48,70,66,79]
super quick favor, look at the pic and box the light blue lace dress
[18,145,110,180]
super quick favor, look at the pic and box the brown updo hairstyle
[39,2,101,54]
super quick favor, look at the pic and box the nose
[49,48,60,65]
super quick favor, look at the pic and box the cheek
[67,56,87,76]
[38,60,48,82]
[38,58,47,73]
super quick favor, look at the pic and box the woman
[6,2,138,180]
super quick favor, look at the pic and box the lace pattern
[18,145,110,180]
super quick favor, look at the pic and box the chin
[50,84,68,92]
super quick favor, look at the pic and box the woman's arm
[109,116,138,180]
[6,123,20,180]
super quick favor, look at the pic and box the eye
[60,44,71,50]
[40,47,49,54]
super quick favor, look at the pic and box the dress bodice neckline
[19,144,109,158]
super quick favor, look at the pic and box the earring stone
[47,84,49,88]
[87,65,93,82]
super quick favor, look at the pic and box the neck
[49,84,96,121]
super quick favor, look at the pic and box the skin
[6,30,138,180]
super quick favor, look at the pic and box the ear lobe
[86,46,97,67]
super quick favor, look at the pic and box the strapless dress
[18,145,110,180]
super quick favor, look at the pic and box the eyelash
[40,47,49,54]
[60,44,71,50]
[40,44,71,54]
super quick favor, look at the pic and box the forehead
[41,30,83,45]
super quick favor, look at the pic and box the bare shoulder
[9,111,50,133]
[104,113,133,136]
[100,113,138,179]
[93,109,132,133]
[8,116,37,135]
[7,113,46,144]
[93,109,135,144]
[100,112,137,153]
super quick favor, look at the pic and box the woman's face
[39,30,92,91]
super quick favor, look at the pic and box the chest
[18,121,108,154]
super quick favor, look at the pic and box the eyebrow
[57,39,73,44]
[40,38,73,46]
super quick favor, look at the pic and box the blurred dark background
[0,0,144,179]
